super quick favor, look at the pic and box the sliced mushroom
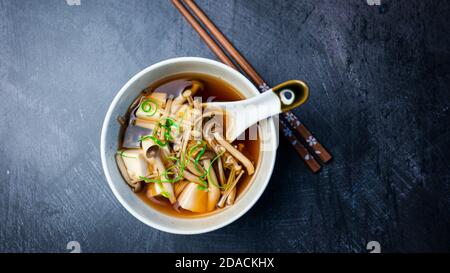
[226,187,236,206]
[171,81,203,114]
[115,153,142,192]
[117,149,150,182]
[182,169,203,185]
[213,132,254,175]
[216,157,226,186]
[203,122,241,173]
[186,158,205,177]
[217,169,244,208]
[222,152,242,171]
[141,138,158,160]
[177,182,208,213]
[202,119,226,155]
[224,167,236,191]
[200,111,226,140]
[196,108,226,125]
[159,146,173,166]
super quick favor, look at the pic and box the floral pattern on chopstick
[285,112,301,126]
[281,120,315,162]
[282,112,331,162]
[282,126,293,139]
[306,136,317,147]
[258,82,270,92]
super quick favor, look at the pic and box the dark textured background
[0,0,449,253]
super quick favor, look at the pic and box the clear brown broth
[120,73,260,218]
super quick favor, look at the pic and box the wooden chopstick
[183,0,266,89]
[182,0,332,164]
[172,0,321,172]
[171,0,236,69]
[279,119,321,173]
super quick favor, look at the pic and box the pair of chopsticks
[172,0,332,172]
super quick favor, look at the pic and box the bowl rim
[100,57,277,234]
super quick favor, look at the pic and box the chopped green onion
[139,135,168,147]
[140,98,158,116]
[161,191,170,198]
[194,144,206,172]
[202,152,225,189]
[116,150,135,158]
[139,175,180,184]
[160,117,179,140]
[197,185,209,191]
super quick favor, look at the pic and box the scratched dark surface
[0,0,449,253]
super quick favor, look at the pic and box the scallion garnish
[116,150,135,158]
[203,151,225,189]
[161,191,170,198]
[139,135,168,147]
[140,98,158,116]
[197,185,209,191]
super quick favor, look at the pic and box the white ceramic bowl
[100,57,277,234]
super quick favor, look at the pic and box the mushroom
[197,108,226,139]
[222,152,242,171]
[216,157,226,186]
[217,169,244,208]
[202,119,225,154]
[115,153,143,192]
[181,169,204,185]
[116,149,149,182]
[141,137,158,161]
[186,158,205,177]
[171,81,203,114]
[202,120,241,172]
[141,135,172,166]
[213,132,254,175]
[227,188,236,206]
[177,182,208,213]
